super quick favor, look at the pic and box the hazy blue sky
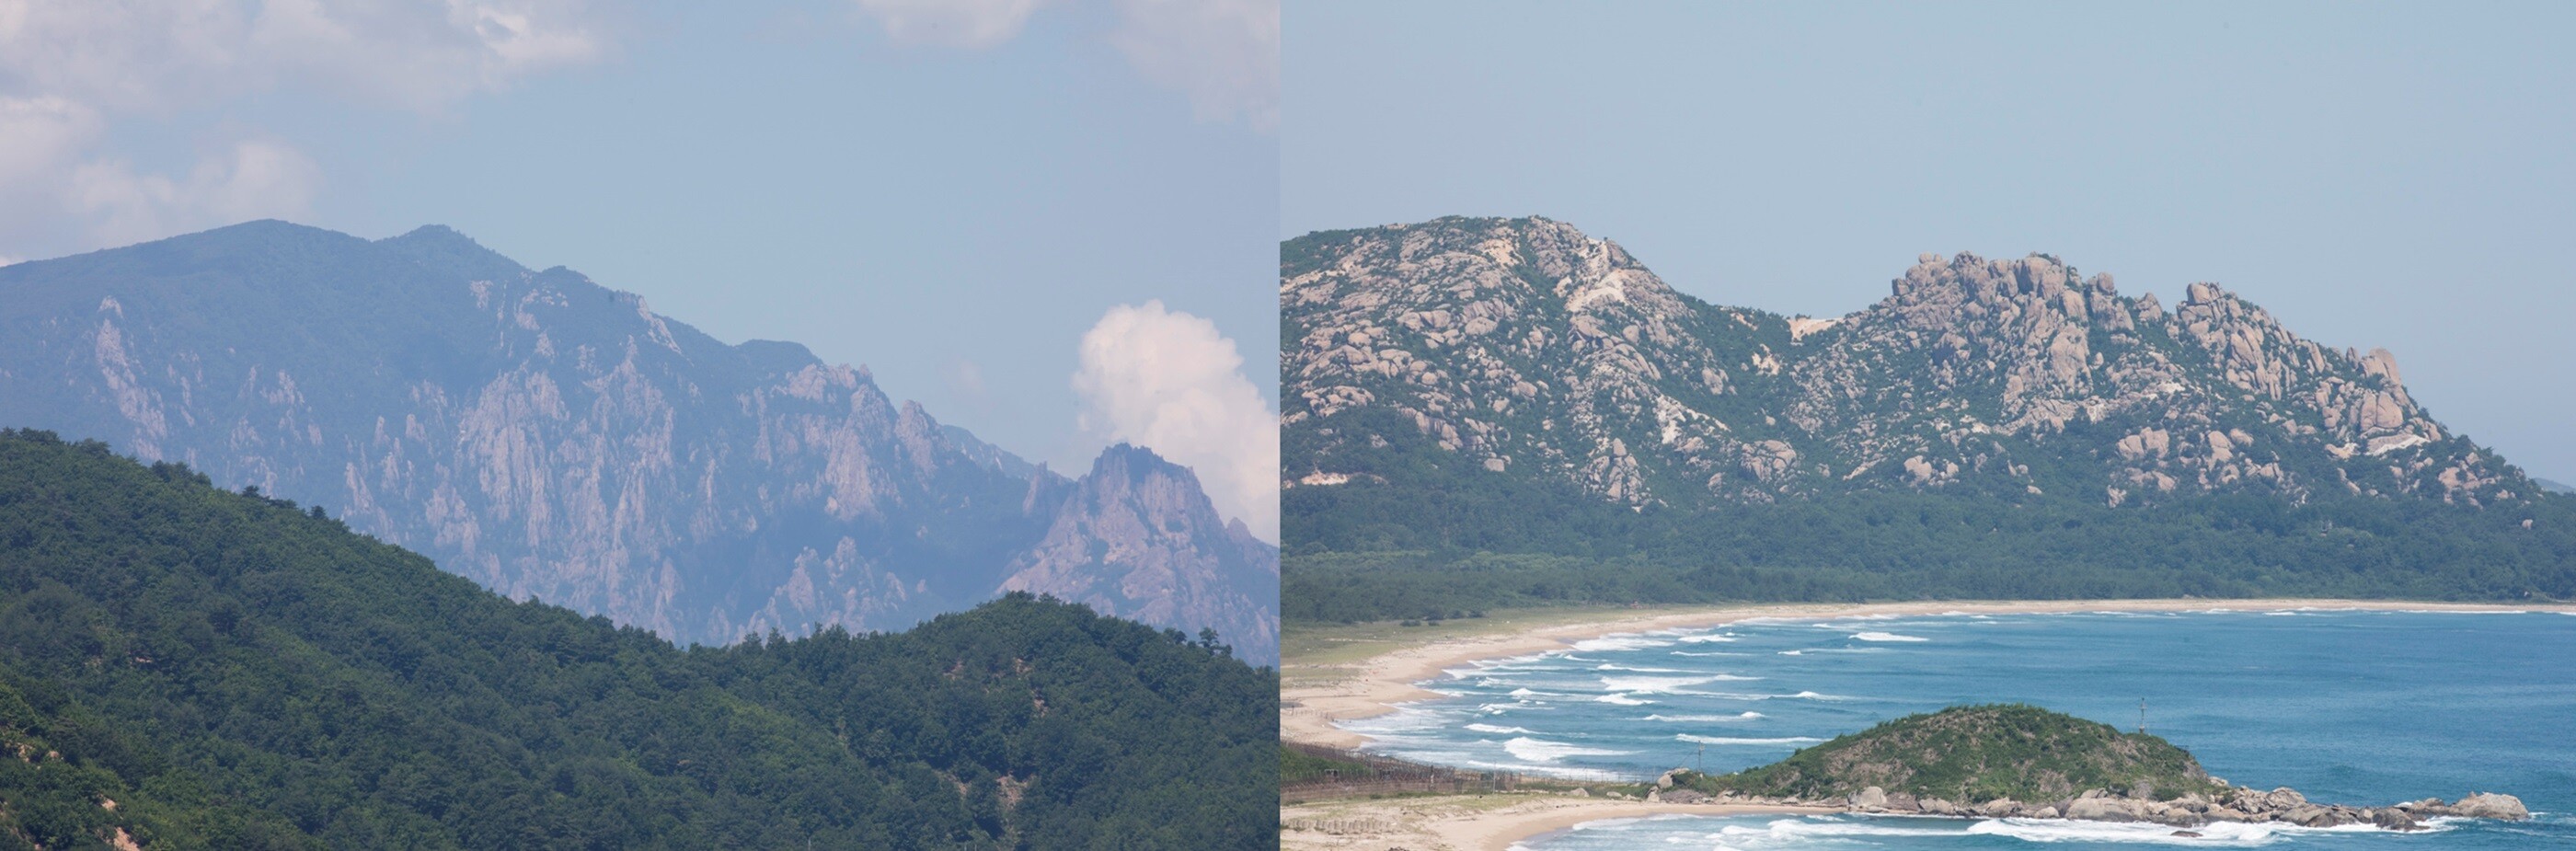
[0,0,1281,534]
[1284,1,2576,481]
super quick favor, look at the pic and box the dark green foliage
[1283,466,2576,623]
[1686,705,2218,803]
[1278,746,1376,785]
[0,665,315,851]
[0,430,1274,849]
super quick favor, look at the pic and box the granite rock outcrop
[1283,217,2540,514]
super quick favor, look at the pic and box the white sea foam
[1692,692,1777,701]
[1672,650,1747,657]
[1674,734,1823,745]
[1464,723,1535,735]
[1506,687,1565,697]
[1595,663,1686,673]
[1482,763,1627,783]
[1962,814,2423,844]
[1570,635,1676,652]
[1673,690,1850,703]
[1501,736,1632,763]
[1600,674,1731,693]
[1594,693,1651,706]
[1777,650,1805,656]
[1716,817,1953,839]
[1852,631,1930,642]
[1678,633,1740,643]
[1642,711,1765,722]
[1487,651,1563,667]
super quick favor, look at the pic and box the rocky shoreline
[1612,769,2529,833]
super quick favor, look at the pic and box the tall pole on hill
[2139,698,2147,734]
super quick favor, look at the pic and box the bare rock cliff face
[0,221,1278,661]
[1001,444,1279,658]
[1282,217,2536,514]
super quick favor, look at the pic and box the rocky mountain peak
[1001,442,1280,658]
[1284,216,2544,519]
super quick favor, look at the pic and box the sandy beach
[1281,597,2570,751]
[1282,794,1838,851]
[1279,598,2569,850]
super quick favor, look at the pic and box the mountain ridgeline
[0,430,1272,849]
[1281,217,2574,621]
[0,222,1277,661]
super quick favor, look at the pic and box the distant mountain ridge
[0,221,1277,660]
[1284,216,2545,513]
[1280,217,2570,621]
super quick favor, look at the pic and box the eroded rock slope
[1283,216,2536,514]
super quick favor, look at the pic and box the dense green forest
[0,430,1274,850]
[1282,443,2576,624]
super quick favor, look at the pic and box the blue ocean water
[1338,609,2576,849]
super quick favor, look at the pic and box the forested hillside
[1281,218,2574,622]
[0,430,1272,849]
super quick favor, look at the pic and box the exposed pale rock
[2066,797,2145,822]
[2453,792,2528,820]
[1280,217,2539,523]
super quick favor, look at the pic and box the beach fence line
[1280,742,1525,801]
[1282,817,1396,834]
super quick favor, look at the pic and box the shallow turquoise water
[1337,610,2576,849]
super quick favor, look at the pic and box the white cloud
[69,139,322,247]
[853,0,1054,49]
[0,0,605,113]
[1074,301,1279,542]
[0,0,606,254]
[0,96,103,188]
[1110,0,1277,131]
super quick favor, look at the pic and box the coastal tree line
[1283,451,2576,624]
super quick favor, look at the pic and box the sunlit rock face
[1283,216,2533,513]
[0,220,1279,661]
